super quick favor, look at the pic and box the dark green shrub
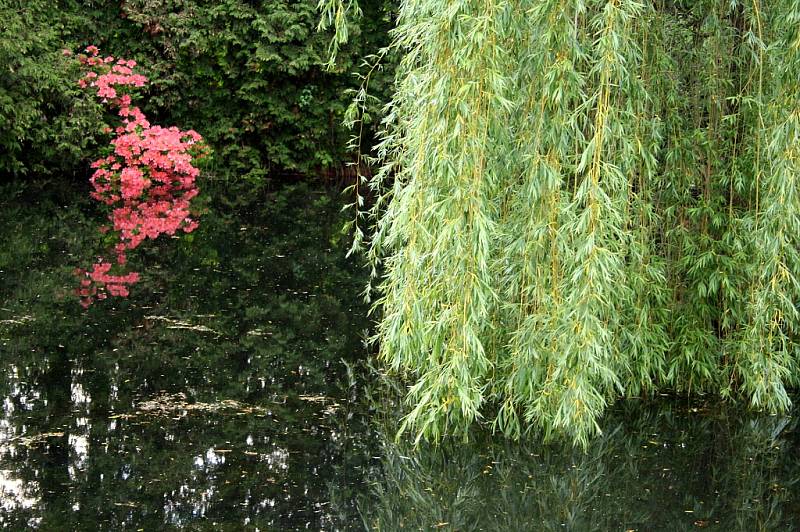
[0,0,102,178]
[1,0,393,185]
[82,0,394,182]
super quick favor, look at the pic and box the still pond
[1,183,799,530]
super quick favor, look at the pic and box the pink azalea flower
[74,46,206,307]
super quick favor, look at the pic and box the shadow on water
[1,182,800,530]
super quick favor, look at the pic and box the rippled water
[1,183,800,530]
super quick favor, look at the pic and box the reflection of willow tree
[358,401,800,530]
[323,0,800,444]
[711,415,798,529]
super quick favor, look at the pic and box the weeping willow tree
[320,0,800,446]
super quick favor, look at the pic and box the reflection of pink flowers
[75,261,140,308]
[75,45,209,308]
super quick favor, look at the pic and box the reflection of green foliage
[0,182,368,529]
[3,182,800,528]
[358,393,800,531]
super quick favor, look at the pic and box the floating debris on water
[1,431,65,448]
[0,315,35,327]
[107,392,269,419]
[144,315,221,336]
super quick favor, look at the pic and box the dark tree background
[0,0,393,187]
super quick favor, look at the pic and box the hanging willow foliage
[321,0,800,446]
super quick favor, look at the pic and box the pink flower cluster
[74,46,209,308]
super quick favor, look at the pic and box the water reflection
[0,184,369,529]
[360,400,800,531]
[2,183,800,530]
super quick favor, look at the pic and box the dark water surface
[1,184,800,530]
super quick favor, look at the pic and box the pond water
[1,183,799,530]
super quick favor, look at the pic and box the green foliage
[334,0,800,446]
[0,0,393,183]
[81,0,394,181]
[0,0,103,177]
